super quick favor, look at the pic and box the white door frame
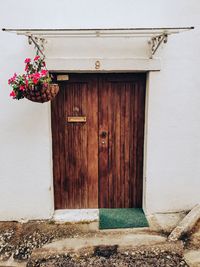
[47,58,160,221]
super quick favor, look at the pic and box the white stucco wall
[0,0,200,220]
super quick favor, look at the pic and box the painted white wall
[0,0,199,220]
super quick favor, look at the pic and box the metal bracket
[28,35,46,58]
[149,33,168,58]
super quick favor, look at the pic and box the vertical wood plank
[87,77,98,208]
[120,83,126,207]
[51,84,65,209]
[98,76,109,208]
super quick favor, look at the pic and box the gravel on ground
[0,221,87,261]
[0,219,199,266]
[27,250,188,267]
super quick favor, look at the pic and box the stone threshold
[53,209,99,223]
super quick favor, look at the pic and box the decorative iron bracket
[27,35,46,58]
[149,33,168,58]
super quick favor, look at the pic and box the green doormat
[99,208,149,229]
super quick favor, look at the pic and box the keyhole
[101,131,107,138]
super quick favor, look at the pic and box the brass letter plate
[67,116,86,123]
[57,74,69,81]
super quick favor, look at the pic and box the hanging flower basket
[8,55,59,103]
[23,83,59,103]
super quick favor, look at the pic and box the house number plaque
[67,116,86,123]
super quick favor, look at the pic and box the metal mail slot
[67,116,86,123]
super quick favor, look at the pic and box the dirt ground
[0,220,88,261]
[0,219,199,266]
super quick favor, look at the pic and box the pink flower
[34,55,40,61]
[40,69,48,76]
[25,64,29,72]
[19,85,25,91]
[8,73,17,84]
[33,72,41,79]
[43,83,48,88]
[33,78,39,85]
[10,91,16,97]
[24,58,31,64]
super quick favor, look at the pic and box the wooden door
[51,75,98,209]
[51,74,146,209]
[98,74,146,208]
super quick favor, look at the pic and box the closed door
[51,74,146,209]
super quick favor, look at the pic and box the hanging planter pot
[24,83,59,103]
[8,55,59,103]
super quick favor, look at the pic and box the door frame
[49,70,151,219]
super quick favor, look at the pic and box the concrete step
[184,249,200,267]
[0,257,26,267]
[30,232,167,259]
